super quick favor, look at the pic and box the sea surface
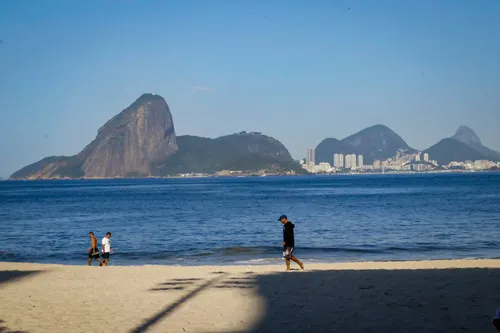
[1,173,500,266]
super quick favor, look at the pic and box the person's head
[278,215,288,224]
[105,232,112,239]
[88,232,94,238]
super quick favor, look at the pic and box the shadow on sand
[0,270,42,287]
[134,267,500,333]
[130,273,229,333]
[0,319,28,333]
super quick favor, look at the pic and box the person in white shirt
[101,232,112,266]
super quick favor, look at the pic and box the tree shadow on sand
[131,268,500,333]
[0,270,42,287]
[130,273,230,333]
[0,319,28,333]
[204,268,500,333]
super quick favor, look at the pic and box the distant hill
[315,125,416,165]
[422,126,500,165]
[11,93,178,179]
[315,138,356,165]
[451,126,500,160]
[423,138,489,165]
[11,95,301,179]
[151,132,302,175]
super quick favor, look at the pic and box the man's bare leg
[103,258,109,266]
[98,258,104,266]
[88,258,92,266]
[291,256,304,270]
[285,258,291,271]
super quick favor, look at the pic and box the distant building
[350,154,357,169]
[345,155,352,169]
[345,154,357,169]
[358,155,364,168]
[333,153,344,168]
[415,153,421,162]
[215,170,231,176]
[423,153,429,162]
[317,162,333,173]
[306,148,315,164]
[373,160,381,169]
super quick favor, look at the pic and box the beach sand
[1,260,500,333]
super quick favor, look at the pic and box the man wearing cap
[278,215,304,271]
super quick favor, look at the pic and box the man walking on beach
[279,215,304,271]
[101,232,112,266]
[87,232,104,266]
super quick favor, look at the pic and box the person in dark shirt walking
[279,214,304,271]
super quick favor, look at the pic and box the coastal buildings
[306,148,315,164]
[333,153,344,168]
[331,153,364,170]
[301,148,499,174]
[345,154,357,169]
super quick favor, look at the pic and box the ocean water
[1,173,499,266]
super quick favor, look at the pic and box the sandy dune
[1,260,500,332]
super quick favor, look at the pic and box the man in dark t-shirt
[279,215,304,271]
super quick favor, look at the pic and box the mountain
[423,138,489,165]
[315,125,416,165]
[11,95,300,179]
[422,126,500,165]
[451,126,500,160]
[151,132,300,175]
[315,138,358,165]
[11,93,178,179]
[342,125,416,163]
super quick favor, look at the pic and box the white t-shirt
[102,237,111,253]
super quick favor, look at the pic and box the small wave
[219,246,273,255]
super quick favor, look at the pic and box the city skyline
[1,1,500,177]
[302,147,499,174]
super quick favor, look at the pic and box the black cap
[278,215,287,221]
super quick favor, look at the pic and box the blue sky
[1,0,499,177]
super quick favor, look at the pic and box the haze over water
[1,173,499,266]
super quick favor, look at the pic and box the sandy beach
[1,260,500,333]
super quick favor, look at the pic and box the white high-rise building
[333,153,345,168]
[345,155,352,169]
[415,153,421,162]
[350,154,357,169]
[345,154,357,169]
[358,155,364,168]
[306,148,315,164]
[423,153,429,162]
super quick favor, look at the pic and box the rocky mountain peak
[452,125,482,146]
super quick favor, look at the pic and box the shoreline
[3,257,500,269]
[2,255,500,268]
[4,169,500,181]
[2,259,500,332]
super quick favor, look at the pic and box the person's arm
[283,225,288,247]
[102,239,106,253]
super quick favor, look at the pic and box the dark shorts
[102,252,110,260]
[283,247,294,259]
[88,248,100,259]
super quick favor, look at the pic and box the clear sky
[1,0,499,177]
